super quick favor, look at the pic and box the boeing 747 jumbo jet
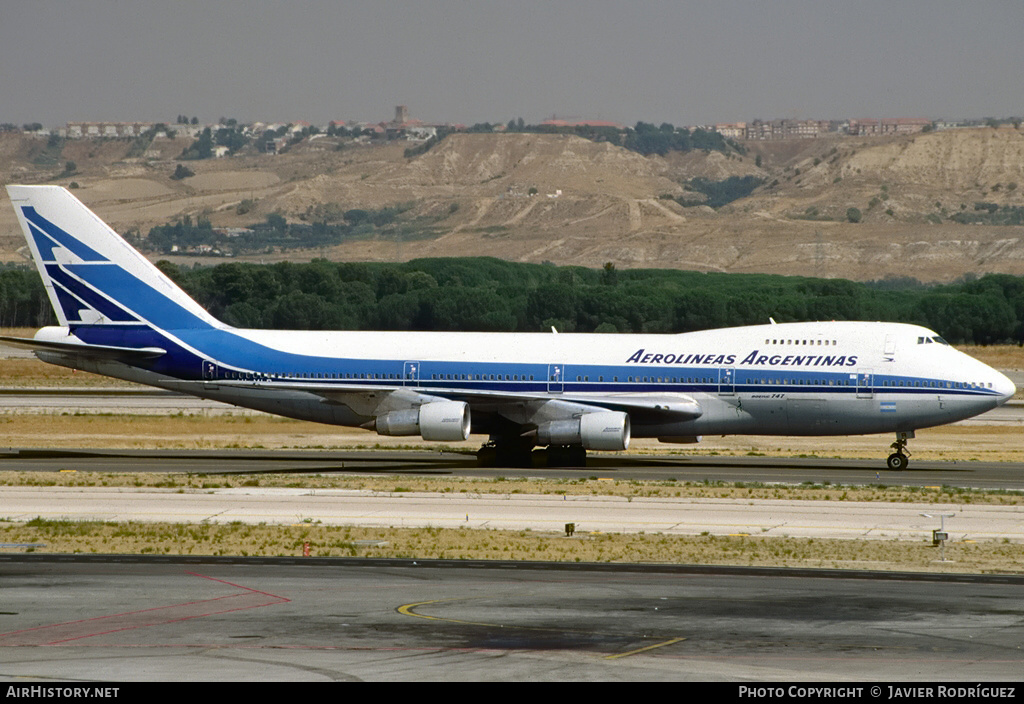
[3,185,1016,469]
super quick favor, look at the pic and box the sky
[2,0,1022,128]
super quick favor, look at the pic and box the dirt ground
[4,128,1024,281]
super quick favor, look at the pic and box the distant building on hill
[848,118,932,136]
[713,122,746,139]
[744,119,825,140]
[63,121,153,138]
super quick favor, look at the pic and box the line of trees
[950,202,1024,226]
[675,176,764,209]
[0,265,56,328]
[137,203,441,256]
[3,259,1023,345]
[156,260,1024,345]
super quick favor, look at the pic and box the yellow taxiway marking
[604,637,687,660]
[397,599,492,627]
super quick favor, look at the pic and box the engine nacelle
[374,401,471,442]
[537,411,630,451]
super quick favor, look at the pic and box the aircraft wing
[168,378,703,421]
[0,335,166,361]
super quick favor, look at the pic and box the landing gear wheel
[477,440,535,468]
[886,431,914,471]
[886,452,909,471]
[476,445,498,468]
[544,445,588,468]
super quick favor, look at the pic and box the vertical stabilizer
[6,185,221,331]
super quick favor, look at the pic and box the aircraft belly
[922,395,998,426]
[208,389,366,425]
[632,392,980,438]
[786,397,836,434]
[633,394,760,437]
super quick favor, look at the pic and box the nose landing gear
[886,430,914,471]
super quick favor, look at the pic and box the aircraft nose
[994,370,1017,404]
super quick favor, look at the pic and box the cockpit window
[932,336,949,345]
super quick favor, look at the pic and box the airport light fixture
[920,512,955,562]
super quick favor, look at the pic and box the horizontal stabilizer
[0,335,165,361]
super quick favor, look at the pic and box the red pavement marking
[0,571,290,646]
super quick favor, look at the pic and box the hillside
[2,127,1024,282]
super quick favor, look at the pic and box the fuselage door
[203,360,218,381]
[719,367,735,396]
[548,364,564,393]
[856,369,873,399]
[403,361,421,387]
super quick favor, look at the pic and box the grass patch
[2,469,1023,505]
[3,517,1021,574]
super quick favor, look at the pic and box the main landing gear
[886,430,914,471]
[477,438,534,468]
[477,439,588,468]
[544,444,588,468]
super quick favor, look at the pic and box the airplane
[2,184,1016,470]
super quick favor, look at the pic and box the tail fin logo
[9,185,222,332]
[19,206,138,325]
[22,206,107,264]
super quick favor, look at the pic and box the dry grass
[0,412,337,449]
[3,518,1021,575]
[0,358,139,387]
[958,344,1024,371]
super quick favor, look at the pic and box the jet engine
[373,401,471,441]
[536,411,630,451]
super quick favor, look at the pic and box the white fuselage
[53,320,1014,440]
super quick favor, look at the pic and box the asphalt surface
[2,447,1024,490]
[1,556,1023,681]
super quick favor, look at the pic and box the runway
[1,556,1022,681]
[3,446,1024,490]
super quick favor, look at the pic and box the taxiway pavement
[1,557,1022,681]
